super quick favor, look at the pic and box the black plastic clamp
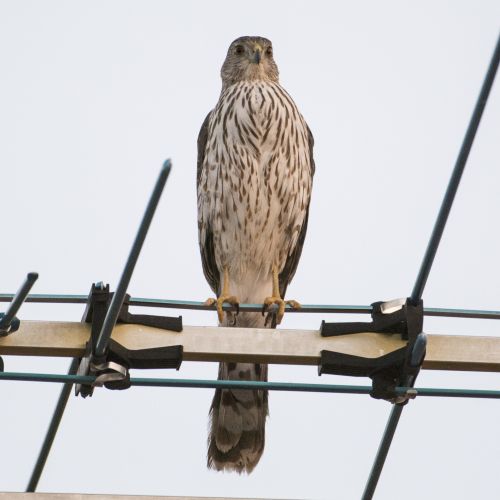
[0,272,39,337]
[319,298,426,404]
[0,314,20,337]
[0,272,39,372]
[75,282,183,398]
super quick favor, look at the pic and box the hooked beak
[253,49,261,64]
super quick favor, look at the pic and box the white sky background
[1,1,500,499]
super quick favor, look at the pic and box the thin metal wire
[0,371,500,399]
[0,372,500,399]
[0,293,499,319]
[363,32,500,500]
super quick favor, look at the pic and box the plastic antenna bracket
[319,297,426,404]
[75,282,183,398]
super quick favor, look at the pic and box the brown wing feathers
[197,111,220,295]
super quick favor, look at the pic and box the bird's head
[221,36,279,89]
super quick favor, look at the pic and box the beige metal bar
[0,321,499,372]
[0,494,281,500]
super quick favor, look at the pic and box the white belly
[198,81,312,296]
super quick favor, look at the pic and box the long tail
[207,310,269,473]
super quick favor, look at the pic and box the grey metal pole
[411,33,500,305]
[94,160,172,358]
[361,405,403,499]
[362,32,500,500]
[26,358,79,492]
[25,160,172,491]
[0,272,38,331]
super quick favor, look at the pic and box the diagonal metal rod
[362,405,403,500]
[410,33,500,305]
[94,160,171,358]
[362,32,500,500]
[25,160,172,491]
[0,272,38,330]
[26,358,79,492]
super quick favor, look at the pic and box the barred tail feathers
[207,309,269,474]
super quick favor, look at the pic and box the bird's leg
[263,266,301,325]
[204,267,239,324]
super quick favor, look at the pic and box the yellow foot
[205,295,240,323]
[262,297,301,326]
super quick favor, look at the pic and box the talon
[263,296,286,325]
[286,299,301,310]
[207,267,240,324]
[216,295,240,324]
[204,296,240,323]
[263,266,301,326]
[230,312,237,326]
[264,312,274,327]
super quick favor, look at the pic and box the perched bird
[197,36,315,473]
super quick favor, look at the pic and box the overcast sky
[1,1,500,499]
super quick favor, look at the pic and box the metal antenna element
[0,272,38,334]
[362,405,403,499]
[25,160,173,491]
[362,32,500,500]
[411,33,500,305]
[94,160,172,358]
[1,293,500,319]
[1,372,500,399]
[26,358,79,492]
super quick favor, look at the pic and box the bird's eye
[235,45,244,55]
[266,47,273,56]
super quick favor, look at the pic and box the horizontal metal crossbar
[1,321,500,371]
[0,371,499,399]
[0,293,499,319]
[1,494,267,500]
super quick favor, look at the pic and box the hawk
[197,36,314,473]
